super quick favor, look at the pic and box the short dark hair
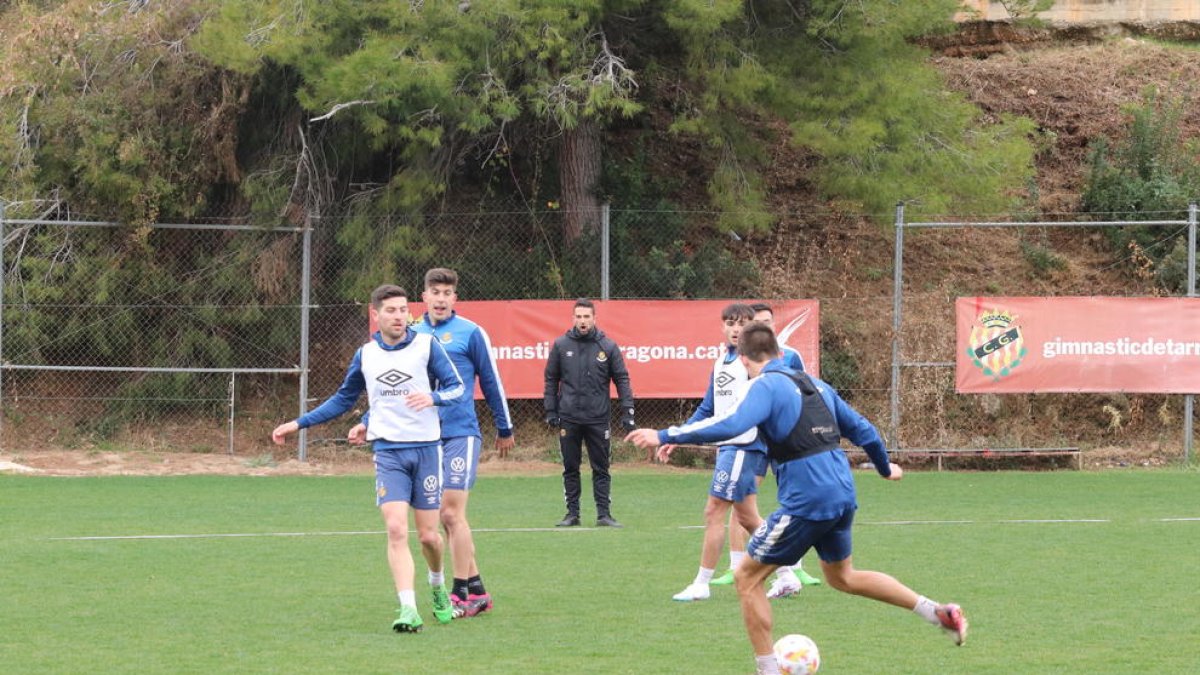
[424,267,458,288]
[721,302,755,322]
[574,298,595,312]
[370,284,408,309]
[749,302,772,316]
[738,322,779,362]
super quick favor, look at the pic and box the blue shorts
[441,435,481,491]
[373,444,442,510]
[709,448,767,503]
[747,505,855,566]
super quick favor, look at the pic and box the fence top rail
[904,220,1188,229]
[0,218,305,232]
[0,365,300,374]
[891,447,1080,453]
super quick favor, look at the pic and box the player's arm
[659,378,772,446]
[686,380,716,425]
[827,387,894,479]
[414,340,465,410]
[469,327,514,439]
[273,350,366,443]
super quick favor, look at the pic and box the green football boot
[709,568,736,586]
[431,585,454,624]
[392,605,423,633]
[796,567,823,586]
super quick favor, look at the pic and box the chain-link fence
[2,204,1196,465]
[0,205,769,463]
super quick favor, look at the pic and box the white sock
[755,654,782,675]
[730,550,747,570]
[775,565,800,585]
[398,590,416,607]
[428,570,444,587]
[913,595,940,624]
[694,567,714,585]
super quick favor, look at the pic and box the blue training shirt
[412,311,513,439]
[297,329,464,451]
[660,359,891,519]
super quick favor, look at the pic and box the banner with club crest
[956,296,1200,393]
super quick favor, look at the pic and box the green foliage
[817,340,861,401]
[0,0,244,222]
[1081,89,1200,292]
[668,0,1036,221]
[1019,239,1067,277]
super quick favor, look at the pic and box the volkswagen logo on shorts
[754,522,768,538]
[715,470,729,483]
[450,457,466,472]
[423,475,439,492]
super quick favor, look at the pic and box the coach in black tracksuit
[544,298,636,528]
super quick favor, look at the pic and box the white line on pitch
[47,518,1200,541]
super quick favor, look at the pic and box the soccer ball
[773,633,820,674]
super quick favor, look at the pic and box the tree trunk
[559,117,602,245]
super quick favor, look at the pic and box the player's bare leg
[734,557,779,659]
[440,490,474,581]
[820,556,968,645]
[674,496,732,601]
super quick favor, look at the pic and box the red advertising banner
[956,296,1200,394]
[377,300,819,398]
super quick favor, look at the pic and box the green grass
[3,469,1200,673]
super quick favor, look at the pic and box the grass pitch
[3,468,1199,673]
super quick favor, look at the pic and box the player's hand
[884,463,903,481]
[495,435,515,453]
[347,423,367,446]
[405,392,435,411]
[624,428,660,449]
[655,444,677,463]
[544,413,560,428]
[271,421,299,445]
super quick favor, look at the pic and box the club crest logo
[966,307,1026,381]
[596,351,608,362]
[439,332,452,344]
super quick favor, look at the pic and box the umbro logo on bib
[715,372,736,388]
[376,369,412,387]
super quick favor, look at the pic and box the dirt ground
[0,449,569,477]
[0,444,1181,477]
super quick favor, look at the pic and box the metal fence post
[1186,203,1196,463]
[889,202,905,448]
[601,203,610,300]
[297,216,314,461]
[0,201,5,450]
[228,372,236,455]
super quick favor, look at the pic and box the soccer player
[672,304,805,602]
[626,322,968,675]
[735,302,822,594]
[351,269,513,618]
[271,284,465,634]
[412,267,513,617]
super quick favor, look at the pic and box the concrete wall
[959,1,1200,24]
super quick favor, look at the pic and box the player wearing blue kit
[272,285,465,634]
[414,267,513,618]
[627,322,968,675]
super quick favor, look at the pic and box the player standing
[272,284,464,633]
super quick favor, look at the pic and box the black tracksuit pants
[558,421,612,518]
